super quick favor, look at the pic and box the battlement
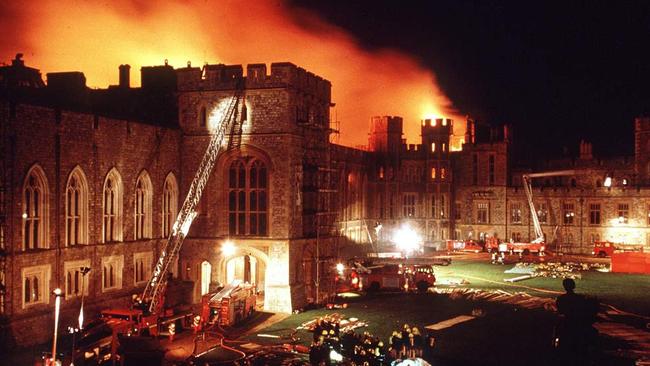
[176,62,331,100]
[421,118,453,134]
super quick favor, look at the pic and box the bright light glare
[604,176,612,187]
[392,224,422,255]
[330,350,343,362]
[336,263,345,273]
[221,241,236,257]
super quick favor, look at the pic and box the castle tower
[368,116,403,153]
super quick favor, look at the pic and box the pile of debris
[506,261,609,280]
[296,313,368,333]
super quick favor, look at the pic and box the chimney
[119,64,130,88]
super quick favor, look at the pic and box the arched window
[228,158,268,236]
[23,165,49,250]
[134,171,153,240]
[103,169,123,243]
[65,167,89,246]
[162,173,178,238]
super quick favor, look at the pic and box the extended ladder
[143,81,244,314]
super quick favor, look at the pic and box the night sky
[289,0,650,158]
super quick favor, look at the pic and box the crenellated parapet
[176,62,331,100]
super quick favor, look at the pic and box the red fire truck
[592,241,644,257]
[447,239,483,253]
[200,280,257,327]
[354,263,436,292]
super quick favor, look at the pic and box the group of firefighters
[309,319,436,365]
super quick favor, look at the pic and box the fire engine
[200,280,257,327]
[353,263,436,292]
[446,239,483,253]
[592,241,644,257]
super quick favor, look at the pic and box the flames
[1,0,464,147]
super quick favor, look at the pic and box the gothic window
[476,202,489,224]
[617,203,629,224]
[440,194,447,218]
[162,173,178,238]
[538,203,549,224]
[510,202,522,224]
[22,265,50,308]
[64,260,90,299]
[488,155,495,185]
[133,252,152,285]
[102,256,123,292]
[200,106,207,128]
[103,169,123,243]
[454,202,461,220]
[228,158,268,236]
[23,165,49,250]
[430,195,436,218]
[563,202,575,225]
[134,172,153,240]
[589,203,601,225]
[403,194,416,217]
[65,167,89,246]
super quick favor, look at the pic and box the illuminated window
[22,265,50,308]
[65,167,89,246]
[563,203,575,225]
[162,173,178,238]
[476,202,489,224]
[23,165,49,250]
[510,202,522,224]
[102,256,123,292]
[431,143,436,153]
[103,169,123,242]
[442,143,447,152]
[228,158,268,236]
[64,260,90,299]
[617,203,629,224]
[442,119,447,126]
[133,252,152,285]
[537,203,548,224]
[589,203,601,225]
[134,171,153,240]
[431,167,436,180]
[379,166,384,179]
[441,168,447,180]
[403,193,416,217]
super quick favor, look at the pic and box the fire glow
[1,0,464,147]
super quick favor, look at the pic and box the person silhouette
[555,278,598,365]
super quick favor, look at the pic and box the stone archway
[216,245,268,297]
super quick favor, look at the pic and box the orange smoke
[1,0,464,147]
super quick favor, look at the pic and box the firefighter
[168,322,176,342]
[192,315,201,334]
[412,327,423,358]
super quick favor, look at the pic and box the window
[134,172,153,240]
[228,158,268,236]
[488,155,495,185]
[133,252,153,285]
[472,154,478,185]
[440,194,447,218]
[64,260,90,299]
[510,202,522,224]
[23,165,49,250]
[563,203,575,225]
[22,265,50,308]
[538,203,548,224]
[454,202,461,220]
[477,202,489,224]
[617,203,629,224]
[200,106,207,127]
[431,167,436,180]
[430,195,436,218]
[589,203,601,225]
[379,167,384,179]
[102,169,123,242]
[431,142,436,153]
[511,232,522,242]
[441,168,447,180]
[403,194,416,217]
[162,173,178,238]
[102,256,124,292]
[65,167,89,246]
[442,143,447,152]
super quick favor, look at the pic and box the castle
[1,54,649,345]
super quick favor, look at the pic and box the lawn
[436,259,650,315]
